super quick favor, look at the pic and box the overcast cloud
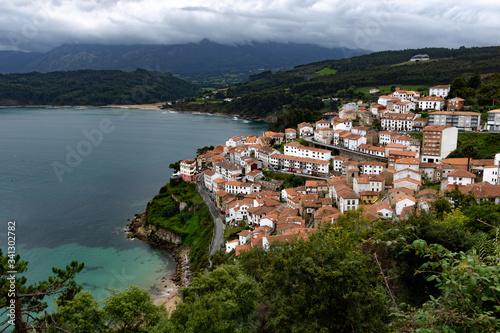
[0,0,498,53]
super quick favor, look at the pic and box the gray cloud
[0,0,498,53]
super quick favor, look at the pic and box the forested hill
[0,69,201,106]
[179,46,500,118]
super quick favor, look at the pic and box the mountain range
[0,39,368,83]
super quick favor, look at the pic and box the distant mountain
[0,51,42,73]
[0,40,369,82]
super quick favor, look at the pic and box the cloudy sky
[1,0,499,53]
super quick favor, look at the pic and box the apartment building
[420,125,458,163]
[427,111,481,131]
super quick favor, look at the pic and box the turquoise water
[0,107,267,305]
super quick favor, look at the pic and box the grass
[391,59,438,67]
[145,178,213,272]
[355,85,431,95]
[409,132,500,160]
[316,67,338,75]
[448,133,500,159]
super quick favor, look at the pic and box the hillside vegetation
[145,179,213,272]
[0,69,201,106]
[173,46,500,118]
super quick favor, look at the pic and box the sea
[0,106,267,306]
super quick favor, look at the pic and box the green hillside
[0,68,201,106]
[172,46,500,118]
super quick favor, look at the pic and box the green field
[391,59,438,67]
[316,67,338,75]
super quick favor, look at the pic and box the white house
[203,170,224,192]
[297,122,314,137]
[483,165,499,185]
[381,113,416,132]
[418,96,446,111]
[284,142,331,161]
[314,128,334,145]
[393,177,421,191]
[447,169,476,187]
[213,161,242,181]
[224,181,261,195]
[337,188,360,214]
[226,200,253,223]
[225,239,239,253]
[360,161,387,175]
[315,119,331,129]
[487,109,500,131]
[394,168,422,182]
[285,128,297,141]
[429,85,451,98]
[226,136,243,147]
[393,101,416,113]
[395,195,417,216]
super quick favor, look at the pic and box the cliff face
[128,213,182,247]
[128,213,191,287]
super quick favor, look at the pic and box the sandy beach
[151,275,181,316]
[106,103,164,109]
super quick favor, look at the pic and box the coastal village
[177,84,500,257]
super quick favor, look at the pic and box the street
[196,175,225,257]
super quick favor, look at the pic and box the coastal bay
[0,106,267,307]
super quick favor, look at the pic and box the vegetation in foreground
[3,189,500,332]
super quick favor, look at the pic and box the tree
[169,160,182,173]
[468,71,482,90]
[196,145,215,156]
[57,291,106,333]
[0,251,84,333]
[169,264,257,333]
[449,77,467,97]
[103,286,166,332]
[395,240,500,332]
[239,212,391,332]
[462,143,478,172]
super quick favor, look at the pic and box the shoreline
[127,213,191,315]
[0,104,271,122]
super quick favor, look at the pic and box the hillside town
[177,84,500,256]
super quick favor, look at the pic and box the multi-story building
[213,161,243,181]
[420,125,458,163]
[427,111,481,131]
[360,161,387,175]
[269,154,329,175]
[256,147,279,168]
[381,113,416,132]
[487,109,500,131]
[447,97,466,111]
[314,127,334,144]
[418,96,446,111]
[284,142,331,161]
[285,128,297,141]
[429,85,451,98]
[180,159,197,182]
[393,100,416,113]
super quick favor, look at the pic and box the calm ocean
[0,106,267,303]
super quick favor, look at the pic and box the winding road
[196,175,224,257]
